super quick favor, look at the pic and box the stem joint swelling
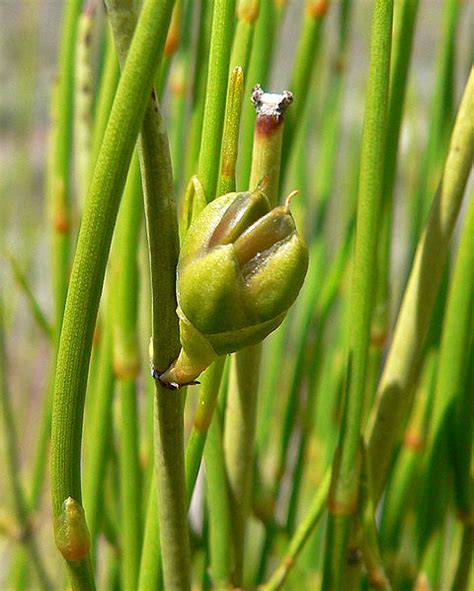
[54,497,91,563]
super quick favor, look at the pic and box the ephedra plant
[1,0,473,589]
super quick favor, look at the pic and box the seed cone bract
[158,185,309,387]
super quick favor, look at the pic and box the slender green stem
[106,2,190,586]
[367,0,420,414]
[416,191,474,558]
[137,474,162,591]
[50,0,82,335]
[140,97,190,587]
[112,152,143,590]
[450,524,474,591]
[184,0,214,181]
[357,445,391,590]
[255,320,288,454]
[185,357,226,505]
[379,351,437,555]
[322,0,394,586]
[169,36,190,196]
[451,316,474,521]
[204,408,233,589]
[229,0,260,74]
[89,26,119,176]
[74,2,94,205]
[366,68,474,500]
[218,66,244,196]
[83,301,115,545]
[50,1,175,588]
[311,0,352,233]
[280,0,330,183]
[410,0,460,245]
[156,0,182,97]
[197,0,237,201]
[224,344,262,584]
[261,471,330,591]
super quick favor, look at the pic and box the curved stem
[262,471,330,591]
[50,1,175,588]
[366,68,474,500]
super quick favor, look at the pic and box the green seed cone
[159,187,308,386]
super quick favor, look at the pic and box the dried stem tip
[251,84,293,120]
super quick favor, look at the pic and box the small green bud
[54,497,91,562]
[159,186,308,387]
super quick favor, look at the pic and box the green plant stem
[229,0,260,74]
[419,525,445,589]
[169,45,190,196]
[379,351,437,555]
[357,445,391,590]
[204,408,233,589]
[50,1,175,588]
[112,152,143,591]
[450,524,474,591]
[416,192,474,558]
[89,26,119,176]
[83,302,115,544]
[0,298,52,590]
[410,0,460,246]
[140,43,192,591]
[184,0,214,181]
[116,380,142,586]
[368,0,419,414]
[74,2,94,205]
[255,320,288,454]
[451,322,474,521]
[217,66,244,196]
[156,0,182,97]
[366,67,474,501]
[261,471,330,591]
[322,0,394,587]
[50,0,82,335]
[280,0,330,183]
[225,344,262,584]
[185,357,226,505]
[311,0,352,233]
[138,474,162,591]
[197,0,237,201]
[106,2,190,587]
[140,99,190,585]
